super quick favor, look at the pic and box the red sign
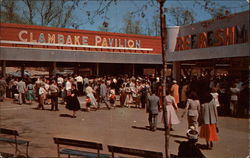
[175,25,248,51]
[0,23,162,54]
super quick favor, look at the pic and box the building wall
[0,23,162,64]
[0,47,162,64]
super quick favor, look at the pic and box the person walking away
[85,84,98,109]
[163,90,180,131]
[180,81,189,108]
[65,85,80,118]
[238,81,249,118]
[119,84,126,107]
[170,80,180,106]
[26,81,35,104]
[0,77,7,102]
[181,91,200,130]
[177,127,206,158]
[229,83,240,116]
[199,91,219,149]
[49,80,59,111]
[124,83,132,107]
[99,81,111,109]
[16,78,26,105]
[140,81,148,109]
[44,79,50,105]
[37,83,46,110]
[83,76,89,95]
[146,90,160,131]
[8,77,15,99]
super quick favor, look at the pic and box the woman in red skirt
[199,91,219,149]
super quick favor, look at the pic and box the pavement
[0,96,249,158]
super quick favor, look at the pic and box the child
[109,90,116,108]
[85,96,91,112]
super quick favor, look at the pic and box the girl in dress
[109,89,116,108]
[26,81,35,104]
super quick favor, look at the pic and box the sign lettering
[175,25,248,51]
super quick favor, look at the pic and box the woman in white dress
[163,90,180,131]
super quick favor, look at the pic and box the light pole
[157,0,170,158]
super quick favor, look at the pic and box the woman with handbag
[199,90,219,149]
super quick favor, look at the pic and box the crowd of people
[0,73,248,154]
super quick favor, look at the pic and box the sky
[12,0,249,34]
[71,0,249,33]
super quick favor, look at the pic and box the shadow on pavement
[131,126,165,131]
[59,114,73,118]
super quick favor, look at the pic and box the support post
[1,61,6,78]
[50,62,57,77]
[96,63,99,76]
[172,62,181,83]
[132,64,135,76]
[158,0,169,158]
[21,64,25,79]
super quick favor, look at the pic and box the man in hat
[178,127,206,158]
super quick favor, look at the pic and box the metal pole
[158,0,169,158]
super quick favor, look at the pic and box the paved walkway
[0,97,249,158]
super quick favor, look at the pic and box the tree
[194,0,238,19]
[144,14,160,36]
[22,0,36,24]
[166,6,196,26]
[52,0,80,28]
[0,0,25,23]
[19,0,80,27]
[122,12,143,34]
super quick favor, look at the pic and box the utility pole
[157,0,170,158]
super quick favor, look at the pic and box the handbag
[216,126,219,133]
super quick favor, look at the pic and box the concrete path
[0,97,249,158]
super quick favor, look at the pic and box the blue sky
[71,0,249,33]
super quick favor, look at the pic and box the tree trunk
[159,0,170,158]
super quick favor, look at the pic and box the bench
[0,128,30,157]
[53,137,111,158]
[108,145,163,158]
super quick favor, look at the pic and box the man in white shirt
[65,78,72,92]
[75,75,83,96]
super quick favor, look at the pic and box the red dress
[199,124,219,141]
